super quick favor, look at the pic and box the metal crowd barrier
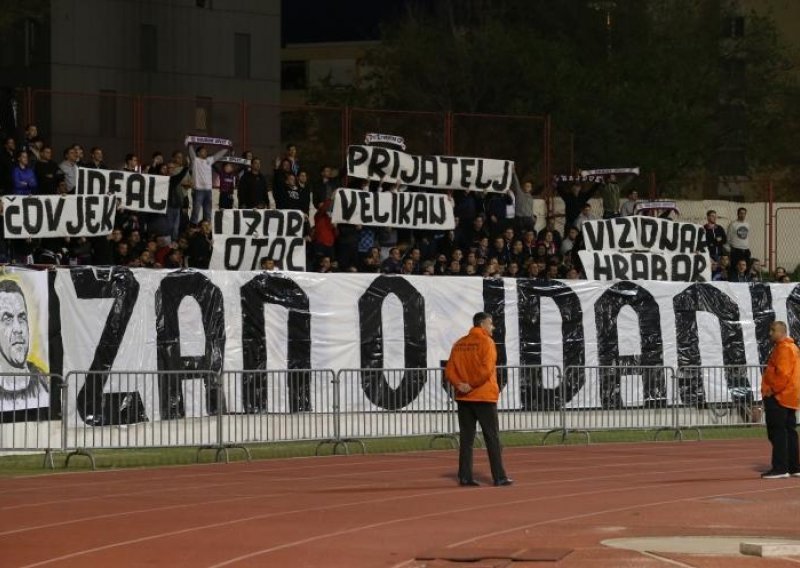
[674,365,765,438]
[62,370,222,469]
[550,366,680,444]
[218,369,339,456]
[1,365,778,471]
[336,368,455,452]
[0,373,63,469]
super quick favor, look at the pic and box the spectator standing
[85,147,107,169]
[574,203,598,229]
[187,221,213,268]
[759,321,800,479]
[1,136,17,192]
[34,146,61,194]
[619,189,639,216]
[188,143,229,224]
[11,151,37,195]
[727,207,751,268]
[238,158,268,208]
[557,180,601,227]
[513,177,537,234]
[214,162,237,210]
[59,146,79,192]
[704,210,727,261]
[601,174,621,219]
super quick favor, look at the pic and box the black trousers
[457,401,507,483]
[764,396,799,474]
[730,247,751,269]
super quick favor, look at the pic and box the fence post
[768,178,774,273]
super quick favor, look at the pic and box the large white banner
[347,145,513,191]
[209,209,306,271]
[579,251,711,281]
[581,217,707,253]
[48,269,788,425]
[76,168,168,214]
[331,188,455,229]
[2,195,116,239]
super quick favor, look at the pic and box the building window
[234,33,251,79]
[195,97,212,132]
[99,90,117,137]
[721,16,745,38]
[140,24,157,72]
[281,61,308,90]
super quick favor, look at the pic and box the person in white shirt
[573,203,597,229]
[619,189,638,217]
[727,207,751,268]
[188,143,229,224]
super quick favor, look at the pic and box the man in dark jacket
[238,158,268,208]
[704,210,727,261]
[557,180,602,228]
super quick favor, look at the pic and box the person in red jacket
[760,321,800,479]
[445,312,512,487]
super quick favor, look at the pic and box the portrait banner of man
[0,273,51,421]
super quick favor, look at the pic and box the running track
[1,438,800,567]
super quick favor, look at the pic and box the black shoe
[493,478,514,486]
[459,479,480,487]
[761,470,789,479]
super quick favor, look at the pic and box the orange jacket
[762,337,800,410]
[445,327,499,403]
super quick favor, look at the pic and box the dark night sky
[281,0,406,44]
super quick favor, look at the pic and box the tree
[311,0,800,188]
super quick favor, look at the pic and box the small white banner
[347,145,513,192]
[331,188,455,229]
[579,251,711,282]
[2,195,117,239]
[76,168,169,213]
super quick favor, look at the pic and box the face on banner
[0,272,50,415]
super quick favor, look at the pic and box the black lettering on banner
[639,218,659,249]
[671,254,692,281]
[3,200,21,235]
[348,146,368,168]
[491,160,511,191]
[358,276,427,410]
[679,224,697,254]
[618,218,635,249]
[440,156,458,186]
[71,267,144,425]
[127,173,146,210]
[337,190,358,222]
[582,222,605,251]
[750,283,775,366]
[65,196,85,235]
[630,253,648,280]
[673,283,748,406]
[420,156,437,186]
[285,238,305,271]
[84,195,100,234]
[399,193,414,224]
[593,253,613,280]
[147,176,167,211]
[86,168,106,194]
[658,219,679,252]
[360,191,373,224]
[286,210,304,236]
[155,272,226,419]
[692,254,708,282]
[44,197,65,230]
[47,270,64,420]
[23,197,43,235]
[595,281,666,409]
[429,196,446,226]
[413,194,428,225]
[373,191,389,223]
[475,159,492,190]
[390,150,401,178]
[108,171,124,196]
[399,156,420,184]
[369,148,391,178]
[652,255,668,280]
[612,254,629,279]
[459,158,476,189]
[482,279,508,391]
[241,274,312,413]
[224,237,247,270]
[517,280,585,409]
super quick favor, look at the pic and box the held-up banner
[2,195,116,238]
[347,145,513,191]
[331,188,456,230]
[76,168,168,214]
[582,217,707,253]
[209,209,306,271]
[43,270,796,426]
[579,251,711,282]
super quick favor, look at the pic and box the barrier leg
[64,448,96,471]
[42,448,55,470]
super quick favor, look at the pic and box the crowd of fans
[0,125,790,282]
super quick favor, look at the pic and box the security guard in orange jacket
[445,312,512,487]
[760,321,800,479]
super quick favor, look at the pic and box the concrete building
[0,0,281,164]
